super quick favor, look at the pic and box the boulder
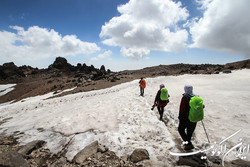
[100,65,106,74]
[18,140,46,156]
[50,57,72,70]
[0,151,29,167]
[72,141,99,164]
[177,153,207,167]
[130,148,150,163]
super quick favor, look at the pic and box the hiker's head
[160,84,165,89]
[184,84,193,96]
[141,77,143,80]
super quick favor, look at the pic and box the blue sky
[0,0,249,71]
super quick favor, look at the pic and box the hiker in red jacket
[139,77,146,96]
[154,84,170,121]
[178,84,197,150]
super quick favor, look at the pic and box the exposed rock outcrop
[72,141,99,164]
[0,62,25,82]
[130,148,150,163]
[18,140,46,156]
[0,151,29,167]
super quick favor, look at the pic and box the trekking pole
[201,120,210,143]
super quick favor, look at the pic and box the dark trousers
[140,87,144,96]
[157,106,164,120]
[178,119,197,145]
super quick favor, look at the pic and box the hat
[160,84,165,89]
[184,84,194,96]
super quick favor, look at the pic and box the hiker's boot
[184,143,194,150]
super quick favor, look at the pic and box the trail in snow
[0,79,177,166]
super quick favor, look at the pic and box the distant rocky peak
[51,57,71,69]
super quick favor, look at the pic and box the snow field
[0,69,249,166]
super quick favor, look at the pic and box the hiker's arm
[154,91,160,104]
[178,96,189,120]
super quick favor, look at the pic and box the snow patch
[0,84,16,96]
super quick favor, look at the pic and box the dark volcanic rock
[0,62,25,81]
[177,153,207,167]
[0,151,29,167]
[100,65,106,74]
[18,140,46,156]
[50,57,72,70]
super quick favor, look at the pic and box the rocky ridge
[1,57,250,104]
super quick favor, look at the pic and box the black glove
[151,104,156,110]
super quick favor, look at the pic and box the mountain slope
[0,69,249,166]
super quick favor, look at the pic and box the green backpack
[160,88,169,101]
[189,96,204,122]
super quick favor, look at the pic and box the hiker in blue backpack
[153,84,170,121]
[178,84,205,150]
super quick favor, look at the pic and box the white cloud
[91,50,112,61]
[0,30,18,60]
[100,0,189,58]
[121,47,150,59]
[0,26,100,63]
[190,0,250,57]
[194,0,213,10]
